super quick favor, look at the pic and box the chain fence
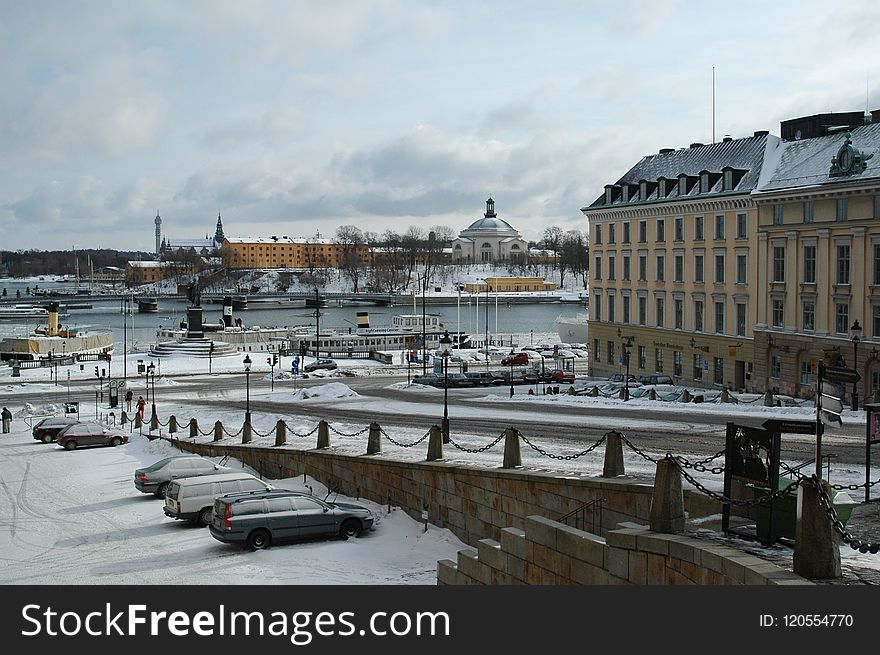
[674,448,727,475]
[517,430,607,461]
[283,422,320,439]
[328,424,370,438]
[447,431,506,453]
[618,432,661,463]
[380,427,432,448]
[812,477,880,554]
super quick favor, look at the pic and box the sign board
[824,366,861,384]
[64,402,79,415]
[291,360,299,375]
[761,419,816,435]
[820,410,843,428]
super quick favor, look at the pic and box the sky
[2,0,880,252]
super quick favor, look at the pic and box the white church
[451,198,528,263]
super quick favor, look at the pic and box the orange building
[220,236,373,270]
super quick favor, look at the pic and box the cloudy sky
[2,0,879,252]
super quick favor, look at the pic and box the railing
[557,497,605,535]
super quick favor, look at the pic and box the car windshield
[142,457,177,472]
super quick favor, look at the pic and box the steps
[149,338,239,358]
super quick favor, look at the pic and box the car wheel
[110,436,123,447]
[155,482,170,499]
[246,529,271,551]
[339,518,361,540]
[41,433,53,444]
[63,440,77,451]
[198,507,213,527]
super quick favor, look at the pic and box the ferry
[0,302,113,362]
[137,297,159,313]
[555,313,589,344]
[0,304,50,320]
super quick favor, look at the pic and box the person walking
[136,396,146,421]
[1,407,12,433]
[125,389,133,412]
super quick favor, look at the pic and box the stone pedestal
[649,458,685,533]
[366,422,381,455]
[317,420,330,448]
[427,425,443,461]
[502,427,521,468]
[186,306,204,339]
[602,430,625,477]
[794,479,842,579]
[275,419,286,446]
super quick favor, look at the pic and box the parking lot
[0,420,464,584]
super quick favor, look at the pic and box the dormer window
[640,181,647,199]
[723,169,733,190]
[622,186,630,203]
[700,172,709,193]
[658,178,667,197]
[679,176,687,195]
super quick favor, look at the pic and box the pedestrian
[1,406,12,433]
[136,396,146,420]
[125,389,133,412]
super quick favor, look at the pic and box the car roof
[219,489,310,502]
[171,472,260,485]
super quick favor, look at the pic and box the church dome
[459,198,520,237]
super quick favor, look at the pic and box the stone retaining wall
[437,516,812,585]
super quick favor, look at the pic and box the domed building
[451,198,528,263]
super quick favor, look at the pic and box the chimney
[872,109,880,123]
[48,301,60,336]
[223,296,233,328]
[690,142,704,148]
[722,135,733,142]
[753,130,769,137]
[659,148,674,154]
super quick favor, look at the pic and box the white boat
[0,304,50,319]
[555,313,589,344]
[0,303,113,362]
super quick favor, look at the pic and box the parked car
[607,373,639,385]
[465,371,506,386]
[304,358,337,372]
[548,369,576,384]
[57,422,128,450]
[501,352,531,366]
[442,372,474,388]
[32,417,79,443]
[134,455,230,498]
[210,490,375,550]
[164,472,273,526]
[639,374,675,386]
[412,373,442,386]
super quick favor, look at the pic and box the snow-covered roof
[224,236,336,245]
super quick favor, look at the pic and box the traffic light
[106,353,112,362]
[94,366,99,377]
[267,357,272,366]
[273,354,278,366]
[299,342,307,357]
[209,342,215,355]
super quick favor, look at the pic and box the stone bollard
[763,390,775,407]
[190,418,198,438]
[213,420,223,442]
[242,419,252,444]
[366,422,382,455]
[568,386,575,395]
[169,415,178,434]
[649,458,685,533]
[426,425,443,462]
[648,388,657,401]
[317,420,330,449]
[721,387,731,403]
[602,430,625,477]
[275,419,286,446]
[680,389,691,403]
[150,409,159,431]
[121,410,128,425]
[589,386,599,397]
[794,478,842,579]
[134,413,142,429]
[502,427,521,468]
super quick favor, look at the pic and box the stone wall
[438,515,812,585]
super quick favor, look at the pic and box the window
[607,341,615,365]
[656,219,665,242]
[714,214,725,239]
[655,297,665,327]
[874,244,880,285]
[836,244,851,284]
[736,254,747,284]
[638,346,646,369]
[593,339,600,362]
[837,198,848,221]
[607,296,615,323]
[770,355,781,379]
[608,255,616,280]
[773,204,784,225]
[714,254,725,283]
[608,223,616,244]
[594,255,602,280]
[736,304,747,337]
[694,300,704,332]
[694,255,704,283]
[623,222,631,243]
[835,303,849,334]
[875,195,880,219]
[673,351,683,376]
[622,296,630,324]
[638,297,647,325]
[804,200,815,223]
[655,348,664,373]
[694,216,704,241]
[594,225,602,244]
[674,299,683,329]
[772,246,785,282]
[623,255,631,281]
[639,221,647,243]
[772,299,784,328]
[803,300,815,331]
[714,358,724,385]
[714,301,725,334]
[724,169,733,190]
[801,359,815,385]
[639,255,647,281]
[693,354,703,381]
[736,213,748,239]
[674,217,684,241]
[803,245,817,284]
[594,295,601,322]
[656,255,665,282]
[874,305,880,339]
[674,255,684,282]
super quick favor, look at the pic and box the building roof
[755,121,880,193]
[584,132,773,210]
[223,236,337,245]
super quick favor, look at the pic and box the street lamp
[622,336,634,401]
[851,320,862,410]
[440,330,452,443]
[508,349,515,398]
[146,361,156,421]
[243,354,252,426]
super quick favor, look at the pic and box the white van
[164,472,272,526]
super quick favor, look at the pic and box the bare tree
[543,226,564,268]
[335,225,367,292]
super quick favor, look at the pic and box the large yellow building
[126,260,201,285]
[220,236,373,270]
[465,277,556,293]
[582,132,774,389]
[752,112,880,402]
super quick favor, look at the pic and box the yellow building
[464,277,556,293]
[126,261,200,285]
[582,132,774,389]
[752,112,880,401]
[221,236,373,270]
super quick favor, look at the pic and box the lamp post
[146,361,156,421]
[484,278,490,372]
[851,320,862,410]
[509,349,515,398]
[622,336,633,401]
[440,330,452,443]
[243,354,252,426]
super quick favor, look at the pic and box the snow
[287,382,359,401]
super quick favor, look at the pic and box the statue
[186,279,201,307]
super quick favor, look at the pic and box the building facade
[752,112,880,402]
[582,133,774,389]
[125,260,201,285]
[220,236,373,270]
[464,277,557,293]
[451,199,529,264]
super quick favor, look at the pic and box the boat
[555,313,589,344]
[137,297,159,313]
[0,302,114,362]
[0,304,50,319]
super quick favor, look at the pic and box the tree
[559,230,590,290]
[335,225,366,292]
[542,226,564,267]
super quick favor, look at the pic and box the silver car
[134,455,229,498]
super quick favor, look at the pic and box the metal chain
[810,477,880,554]
[674,448,727,475]
[447,431,506,453]
[618,432,661,463]
[381,428,431,448]
[222,425,245,438]
[328,424,370,437]
[670,455,800,506]
[250,425,275,438]
[517,431,607,460]
[284,422,320,439]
